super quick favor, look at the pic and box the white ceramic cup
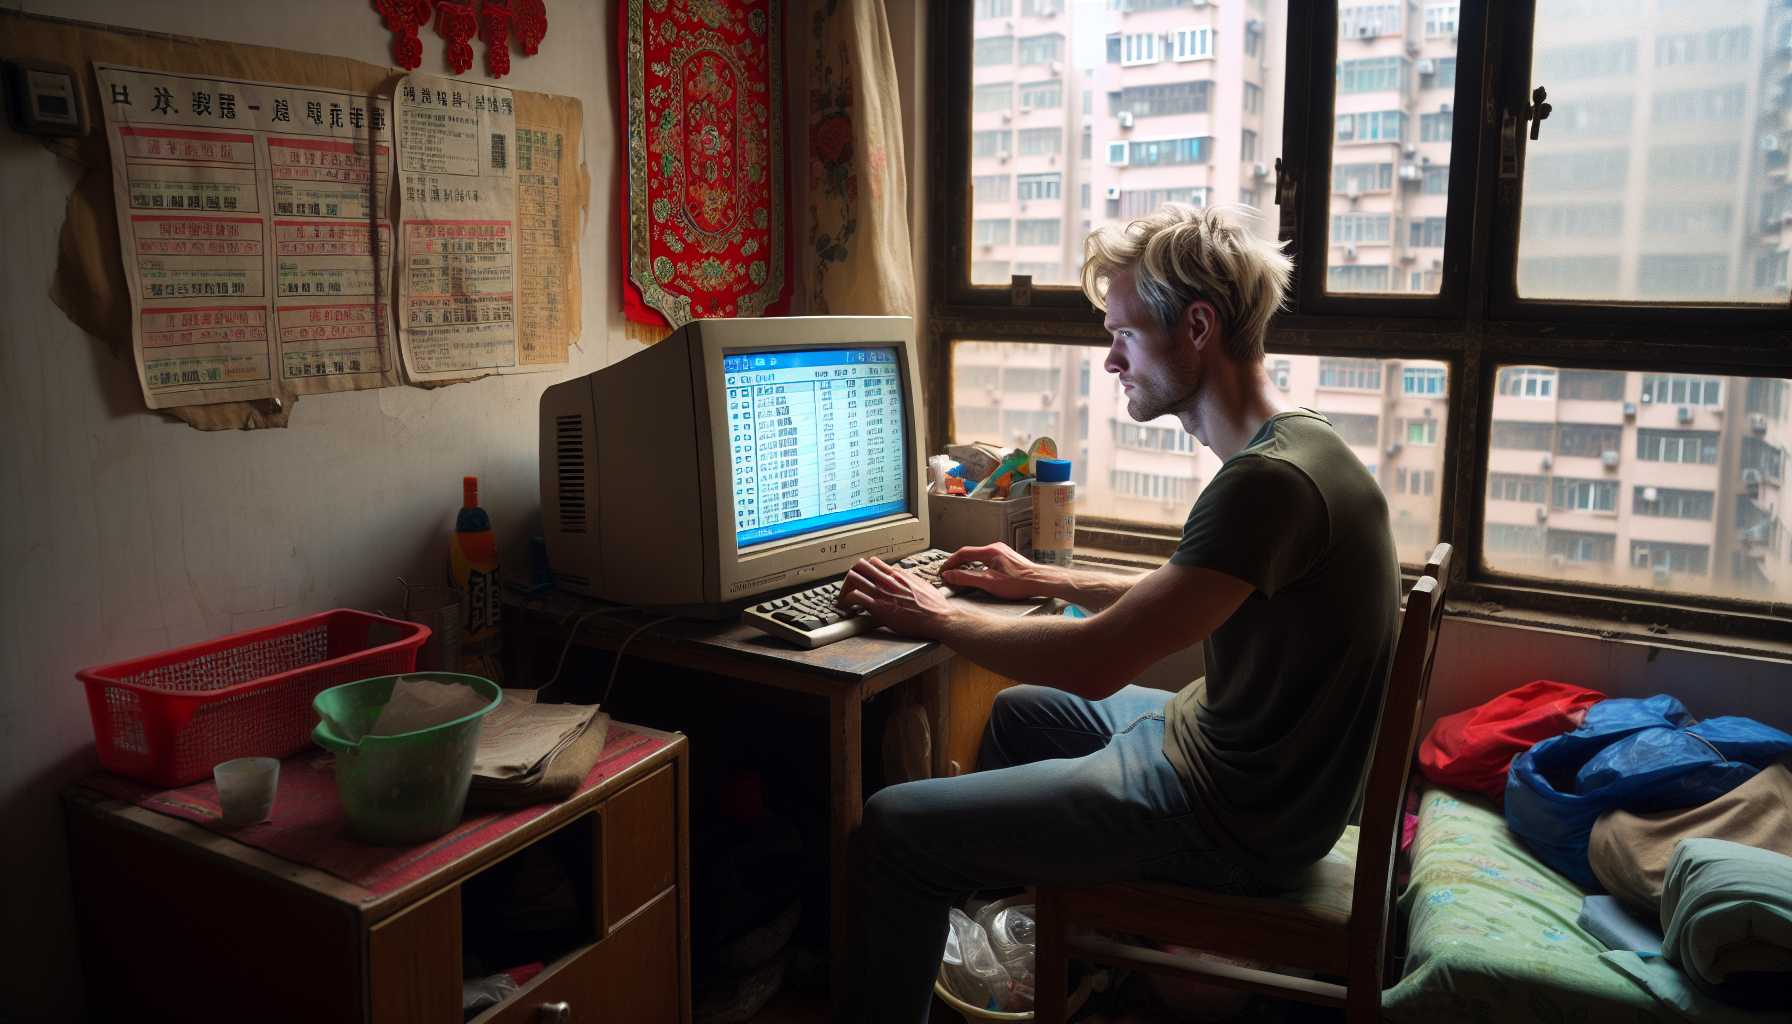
[214,756,280,827]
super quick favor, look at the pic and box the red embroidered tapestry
[619,0,790,329]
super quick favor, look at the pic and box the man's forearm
[932,607,1123,700]
[1038,565,1140,612]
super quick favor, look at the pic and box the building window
[1338,56,1409,94]
[1244,82,1263,114]
[1633,486,1714,521]
[1551,96,1634,137]
[1244,18,1263,58]
[1552,477,1618,513]
[1021,0,1063,14]
[1430,57,1457,90]
[1754,252,1789,292]
[1631,541,1710,576]
[1242,130,1258,162]
[1420,112,1453,143]
[1549,530,1616,564]
[1534,40,1637,80]
[974,83,1013,114]
[1106,140,1127,166]
[1522,204,1624,240]
[1018,127,1062,155]
[1120,32,1158,66]
[1080,181,1090,210]
[1110,82,1213,118]
[1016,172,1061,201]
[1331,213,1392,244]
[1640,374,1722,407]
[1404,367,1446,395]
[1746,379,1787,420]
[1319,357,1384,391]
[1322,411,1382,446]
[1410,217,1446,248]
[1655,27,1751,67]
[1018,33,1065,65]
[1015,219,1061,245]
[1742,436,1785,482]
[1327,265,1392,291]
[1270,359,1291,391]
[1648,144,1741,184]
[1525,150,1629,192]
[1491,420,1555,450]
[1517,256,1622,298]
[1406,418,1439,445]
[974,36,1014,67]
[1498,367,1556,398]
[1335,110,1407,143]
[1652,85,1746,124]
[1489,473,1547,503]
[973,219,1012,245]
[1555,423,1622,458]
[1558,370,1624,401]
[975,0,1012,18]
[1422,165,1450,194]
[972,174,1011,202]
[1423,3,1458,38]
[1637,255,1730,299]
[1397,468,1437,496]
[1636,428,1720,465]
[1018,80,1062,109]
[1119,187,1211,217]
[1487,524,1545,554]
[1123,136,1212,166]
[1340,4,1404,39]
[1172,27,1213,62]
[1334,163,1394,193]
[973,130,1011,158]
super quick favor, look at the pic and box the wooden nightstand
[65,725,689,1024]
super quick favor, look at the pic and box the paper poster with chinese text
[395,73,541,381]
[95,64,399,409]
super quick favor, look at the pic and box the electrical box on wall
[4,59,87,137]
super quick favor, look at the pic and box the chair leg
[1344,982,1382,1024]
[1034,889,1070,1024]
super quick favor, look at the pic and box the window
[1555,423,1622,457]
[1404,367,1446,395]
[1124,136,1212,166]
[1549,530,1617,564]
[974,36,1014,67]
[1498,367,1556,398]
[1319,358,1385,391]
[1110,82,1212,118]
[970,259,1011,284]
[1340,4,1404,39]
[1742,436,1785,481]
[1652,85,1746,123]
[1558,370,1624,401]
[975,0,1012,18]
[1333,163,1395,193]
[1424,3,1459,38]
[1522,204,1623,240]
[1637,428,1720,465]
[1270,359,1291,390]
[1021,0,1062,14]
[1534,40,1637,80]
[1406,418,1439,445]
[1016,219,1061,245]
[1004,366,1059,392]
[1018,33,1065,65]
[974,83,1013,114]
[1553,477,1618,512]
[1410,217,1447,248]
[1551,96,1633,138]
[1335,110,1407,143]
[1747,379,1787,420]
[1637,255,1730,301]
[1640,374,1722,407]
[1754,252,1789,292]
[1121,32,1158,66]
[1242,130,1258,162]
[1524,150,1630,194]
[1105,140,1127,166]
[1018,127,1062,155]
[1240,187,1260,207]
[973,174,1011,202]
[1631,541,1710,576]
[1643,203,1732,237]
[1487,524,1546,554]
[1633,486,1714,520]
[1327,265,1392,291]
[1244,83,1263,114]
[972,130,1011,158]
[1014,261,1060,279]
[1420,112,1452,143]
[1422,165,1450,194]
[1655,27,1751,66]
[1517,256,1622,298]
[955,406,1000,436]
[1489,473,1548,502]
[973,219,1011,245]
[1244,18,1263,58]
[1110,470,1200,503]
[1430,57,1457,90]
[1081,125,1091,160]
[1172,27,1213,62]
[1491,421,1555,450]
[1338,57,1409,94]
[1119,187,1211,217]
[1397,469,1438,496]
[1016,173,1061,201]
[1018,80,1062,109]
[1080,182,1090,211]
[1322,411,1383,445]
[1331,213,1392,244]
[1114,421,1203,454]
[1648,144,1741,184]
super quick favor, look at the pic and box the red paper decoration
[481,1,514,79]
[514,0,547,57]
[375,0,546,77]
[435,0,479,75]
[373,0,428,70]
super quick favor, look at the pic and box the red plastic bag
[1418,680,1606,801]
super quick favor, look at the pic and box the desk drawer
[601,765,677,932]
[487,889,680,1024]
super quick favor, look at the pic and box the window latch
[1273,156,1297,241]
[1524,85,1552,141]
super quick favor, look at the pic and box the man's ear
[1183,299,1217,352]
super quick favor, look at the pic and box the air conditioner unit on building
[1346,183,1362,201]
[1764,134,1782,152]
[1403,143,1418,157]
[1440,102,1453,114]
[1420,154,1432,164]
[1643,486,1659,503]
[1252,162,1269,178]
[1541,454,1553,470]
[1548,553,1565,569]
[1105,185,1121,200]
[1538,507,1551,523]
[1001,111,1014,122]
[1752,412,1770,435]
[1624,402,1638,419]
[998,153,1010,163]
[1398,164,1423,182]
[1019,102,1032,114]
[1118,110,1134,129]
[1744,467,1765,491]
[1640,391,1654,404]
[1050,61,1064,76]
[1601,449,1620,469]
[1677,405,1695,424]
[1430,257,1442,269]
[1041,392,1055,406]
[1386,441,1403,457]
[1343,243,1359,261]
[1418,59,1436,75]
[1357,24,1375,38]
[1399,252,1418,264]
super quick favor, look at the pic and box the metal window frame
[926,0,1792,642]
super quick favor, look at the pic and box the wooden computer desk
[502,587,1049,1017]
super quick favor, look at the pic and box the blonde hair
[1080,204,1293,363]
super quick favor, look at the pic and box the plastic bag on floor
[942,907,1013,1011]
[976,901,1037,1009]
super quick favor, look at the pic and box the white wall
[0,2,629,1018]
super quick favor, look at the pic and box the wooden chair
[1034,543,1453,1024]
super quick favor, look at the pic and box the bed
[1382,786,1669,1023]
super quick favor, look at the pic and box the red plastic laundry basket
[77,609,431,788]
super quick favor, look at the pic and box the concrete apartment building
[954,0,1790,598]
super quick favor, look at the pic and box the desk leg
[828,687,863,1021]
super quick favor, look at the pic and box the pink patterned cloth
[83,725,669,898]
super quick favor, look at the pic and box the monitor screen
[722,347,909,550]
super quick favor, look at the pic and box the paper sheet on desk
[472,689,599,780]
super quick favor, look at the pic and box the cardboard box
[929,492,1033,555]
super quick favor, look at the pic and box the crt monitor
[539,316,929,614]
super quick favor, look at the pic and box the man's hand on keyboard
[836,556,959,640]
[940,543,1055,601]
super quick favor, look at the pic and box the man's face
[1102,269,1203,423]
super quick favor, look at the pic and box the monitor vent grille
[555,414,588,534]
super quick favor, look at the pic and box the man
[838,204,1401,1023]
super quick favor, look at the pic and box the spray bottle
[449,475,502,678]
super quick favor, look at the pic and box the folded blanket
[1579,895,1663,955]
[1661,837,1792,1010]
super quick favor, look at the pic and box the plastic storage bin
[77,610,430,788]
[311,673,501,845]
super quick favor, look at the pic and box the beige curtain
[802,0,917,316]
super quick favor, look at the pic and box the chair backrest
[1344,542,1453,994]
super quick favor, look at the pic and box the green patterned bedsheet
[1382,786,1668,1024]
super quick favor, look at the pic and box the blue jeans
[857,684,1259,1024]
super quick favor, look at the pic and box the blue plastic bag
[1504,696,1792,890]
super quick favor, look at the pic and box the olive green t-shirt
[1162,409,1401,887]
